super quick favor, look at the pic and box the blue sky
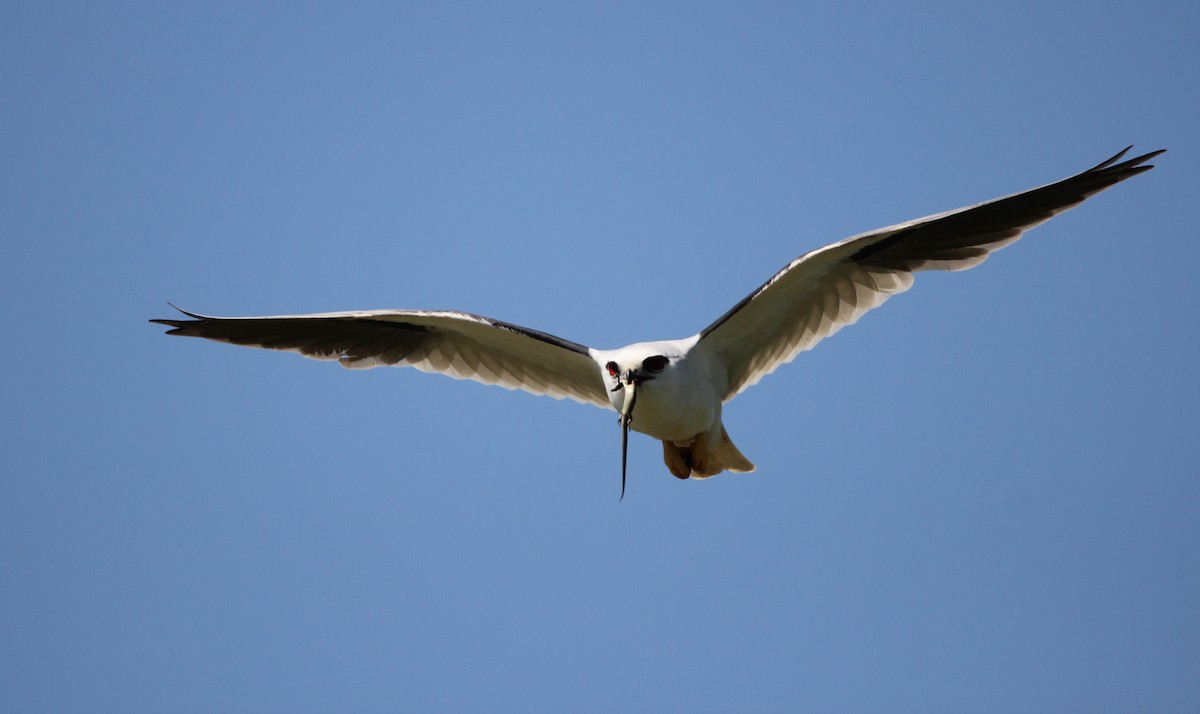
[3,2,1198,711]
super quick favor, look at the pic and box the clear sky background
[3,3,1198,712]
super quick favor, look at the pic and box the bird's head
[605,353,669,397]
[598,346,678,501]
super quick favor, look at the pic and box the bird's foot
[661,440,692,479]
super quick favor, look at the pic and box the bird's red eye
[642,355,669,372]
[606,361,619,377]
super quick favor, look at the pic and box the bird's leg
[687,432,714,477]
[661,441,692,479]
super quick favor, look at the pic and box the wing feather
[151,307,610,408]
[696,147,1163,400]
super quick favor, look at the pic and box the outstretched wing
[152,307,611,408]
[695,147,1163,401]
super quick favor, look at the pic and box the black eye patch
[642,355,669,372]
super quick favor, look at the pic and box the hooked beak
[616,369,652,501]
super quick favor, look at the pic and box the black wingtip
[150,302,206,331]
[1088,146,1165,174]
[1088,146,1133,171]
[1125,148,1166,170]
[165,302,207,319]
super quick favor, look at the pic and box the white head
[594,340,692,499]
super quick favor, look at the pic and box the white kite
[154,147,1162,498]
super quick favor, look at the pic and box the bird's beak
[617,369,649,502]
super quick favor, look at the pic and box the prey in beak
[612,368,653,501]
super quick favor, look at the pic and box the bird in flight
[153,147,1162,498]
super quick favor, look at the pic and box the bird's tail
[702,424,755,478]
